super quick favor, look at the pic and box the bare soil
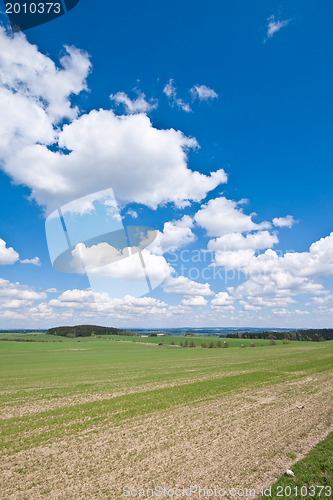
[0,373,332,499]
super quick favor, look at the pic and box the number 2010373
[5,3,61,14]
[276,485,332,497]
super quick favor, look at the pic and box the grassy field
[0,330,313,347]
[0,331,278,345]
[109,334,279,347]
[267,431,332,499]
[0,335,332,498]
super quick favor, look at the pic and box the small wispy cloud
[163,79,192,112]
[126,209,138,219]
[265,15,291,42]
[110,91,158,114]
[273,215,296,228]
[20,257,41,266]
[190,85,218,102]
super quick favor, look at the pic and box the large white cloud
[235,272,324,305]
[239,233,333,279]
[208,231,278,252]
[156,215,196,254]
[49,288,100,309]
[209,233,333,310]
[70,243,173,283]
[208,231,278,270]
[0,86,55,157]
[229,234,333,307]
[0,239,19,265]
[0,27,91,123]
[213,249,256,269]
[195,197,270,237]
[273,215,295,228]
[0,29,227,213]
[5,108,227,214]
[211,291,234,307]
[70,243,124,273]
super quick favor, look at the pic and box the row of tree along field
[47,325,134,338]
[226,329,333,342]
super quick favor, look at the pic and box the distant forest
[0,330,46,333]
[26,326,333,341]
[226,329,333,342]
[47,325,135,338]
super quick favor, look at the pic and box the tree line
[47,325,135,338]
[226,329,333,342]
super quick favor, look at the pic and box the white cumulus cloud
[154,215,196,254]
[195,197,269,237]
[20,256,41,266]
[0,27,91,124]
[0,278,46,310]
[273,215,296,228]
[0,239,19,265]
[0,30,227,214]
[181,295,208,306]
[5,109,227,213]
[208,231,278,252]
[70,243,173,283]
[228,233,333,308]
[211,292,234,307]
[163,276,214,296]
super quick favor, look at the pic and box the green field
[267,431,333,499]
[0,330,310,347]
[0,335,332,499]
[106,334,278,347]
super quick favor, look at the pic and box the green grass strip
[264,432,333,499]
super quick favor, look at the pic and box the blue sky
[0,0,333,329]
